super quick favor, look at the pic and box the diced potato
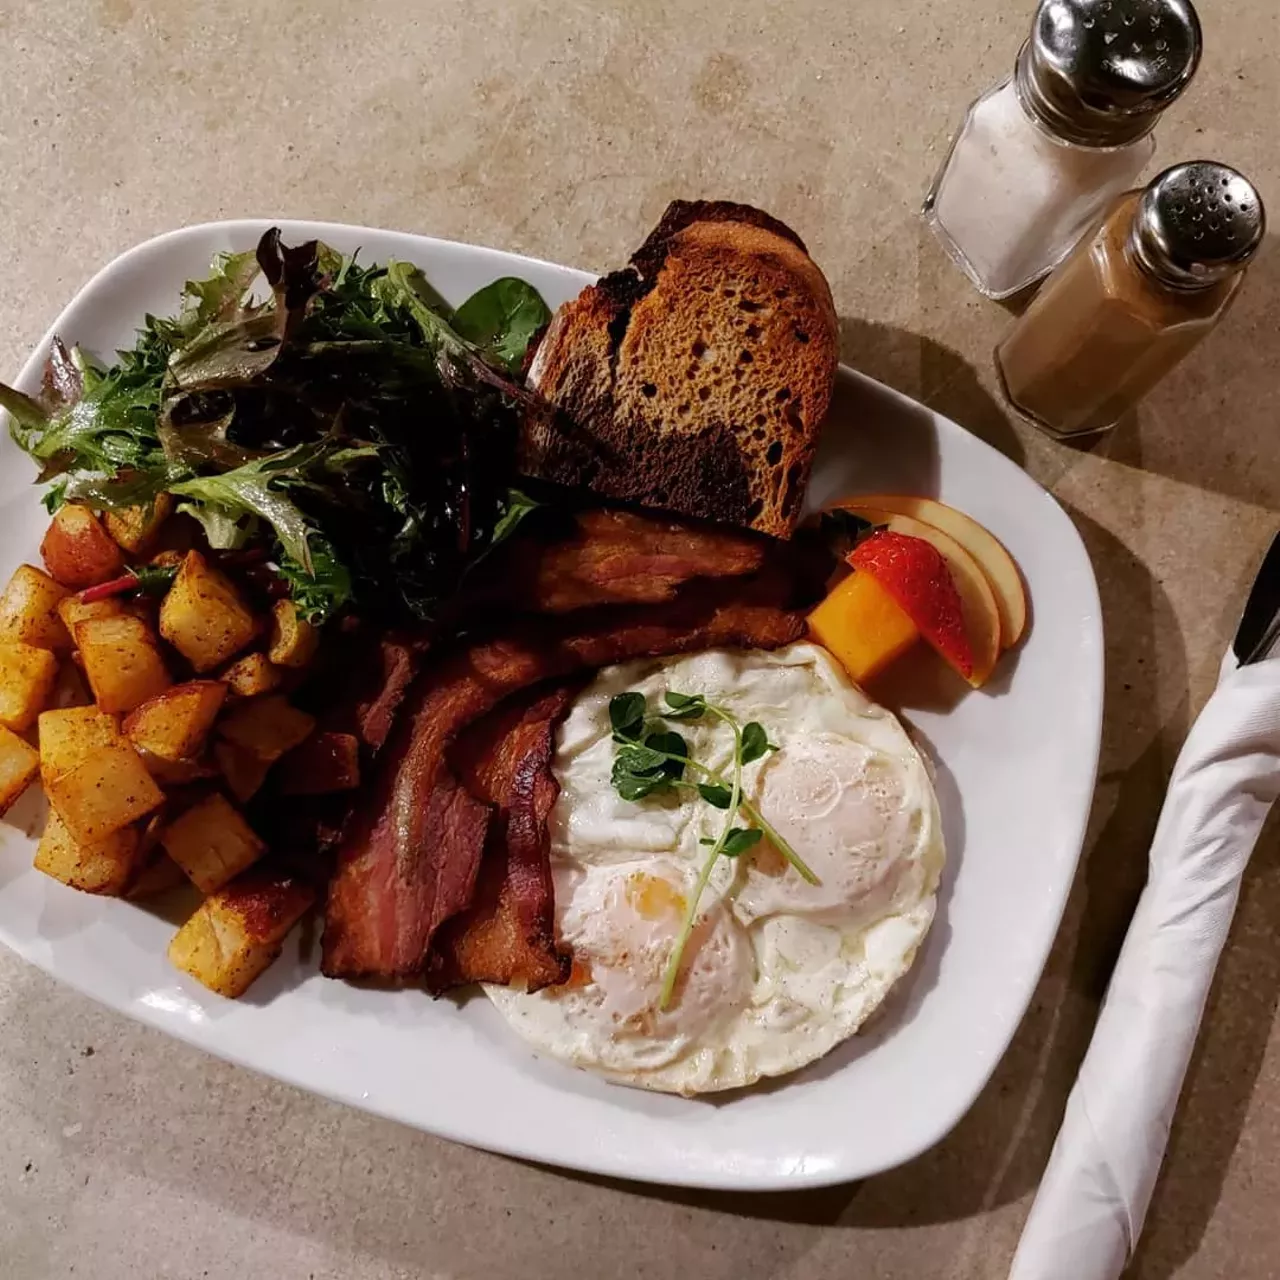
[103,494,174,556]
[37,706,121,782]
[74,614,171,714]
[218,652,283,698]
[159,551,260,673]
[0,642,59,731]
[216,694,315,764]
[267,600,319,669]
[168,868,316,997]
[34,809,142,895]
[44,742,164,842]
[160,792,264,893]
[0,725,39,815]
[277,731,361,795]
[40,504,125,589]
[0,564,70,651]
[212,739,271,803]
[132,747,219,786]
[126,851,189,899]
[57,593,126,633]
[123,680,226,762]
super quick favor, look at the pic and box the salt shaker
[923,0,1202,300]
[996,162,1265,437]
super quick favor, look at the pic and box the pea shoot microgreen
[608,688,819,1009]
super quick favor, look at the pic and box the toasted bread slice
[521,201,838,538]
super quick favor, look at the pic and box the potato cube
[40,503,125,589]
[34,809,142,895]
[277,731,360,795]
[168,868,315,997]
[103,494,174,556]
[38,706,121,782]
[132,748,219,786]
[74,614,171,714]
[159,551,260,673]
[44,742,164,842]
[57,594,126,634]
[216,694,315,764]
[127,852,189,899]
[0,725,39,815]
[0,642,59,731]
[218,651,283,699]
[160,792,264,893]
[212,739,271,803]
[123,680,226,762]
[267,600,319,669]
[0,564,70,651]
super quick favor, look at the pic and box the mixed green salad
[0,229,552,624]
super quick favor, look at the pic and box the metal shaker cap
[1130,162,1266,289]
[1015,0,1201,147]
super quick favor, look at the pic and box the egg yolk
[552,862,751,1059]
[625,871,687,920]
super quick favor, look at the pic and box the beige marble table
[0,1,1277,1276]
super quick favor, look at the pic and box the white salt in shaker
[923,0,1201,300]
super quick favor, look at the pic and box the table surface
[1,1,1276,1276]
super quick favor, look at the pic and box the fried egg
[485,642,944,1094]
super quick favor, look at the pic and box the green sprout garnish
[608,690,819,1009]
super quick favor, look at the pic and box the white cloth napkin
[1009,647,1280,1280]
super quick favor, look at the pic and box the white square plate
[0,220,1102,1189]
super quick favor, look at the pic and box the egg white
[485,642,944,1094]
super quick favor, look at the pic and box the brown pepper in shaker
[996,161,1266,438]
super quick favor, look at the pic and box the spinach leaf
[453,278,551,373]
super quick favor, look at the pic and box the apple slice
[838,507,1001,687]
[837,494,1026,648]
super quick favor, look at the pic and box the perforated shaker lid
[1130,162,1266,289]
[1015,0,1201,147]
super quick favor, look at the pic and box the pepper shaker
[996,162,1266,437]
[923,0,1202,300]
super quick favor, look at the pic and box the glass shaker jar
[923,0,1202,300]
[996,162,1266,438]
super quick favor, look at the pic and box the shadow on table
[837,316,1027,469]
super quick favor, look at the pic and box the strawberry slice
[849,530,974,679]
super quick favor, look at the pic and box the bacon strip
[321,590,807,979]
[463,507,768,614]
[428,683,580,993]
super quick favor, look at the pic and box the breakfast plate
[0,220,1103,1189]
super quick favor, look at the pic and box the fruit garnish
[807,570,919,685]
[850,530,974,680]
[833,495,1026,650]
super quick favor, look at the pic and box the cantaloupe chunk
[807,570,919,685]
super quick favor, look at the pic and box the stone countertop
[0,1,1276,1277]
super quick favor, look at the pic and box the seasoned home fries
[0,498,346,998]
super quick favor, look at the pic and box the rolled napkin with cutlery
[1010,534,1280,1280]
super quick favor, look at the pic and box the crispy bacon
[463,507,768,614]
[321,589,807,979]
[428,682,580,993]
